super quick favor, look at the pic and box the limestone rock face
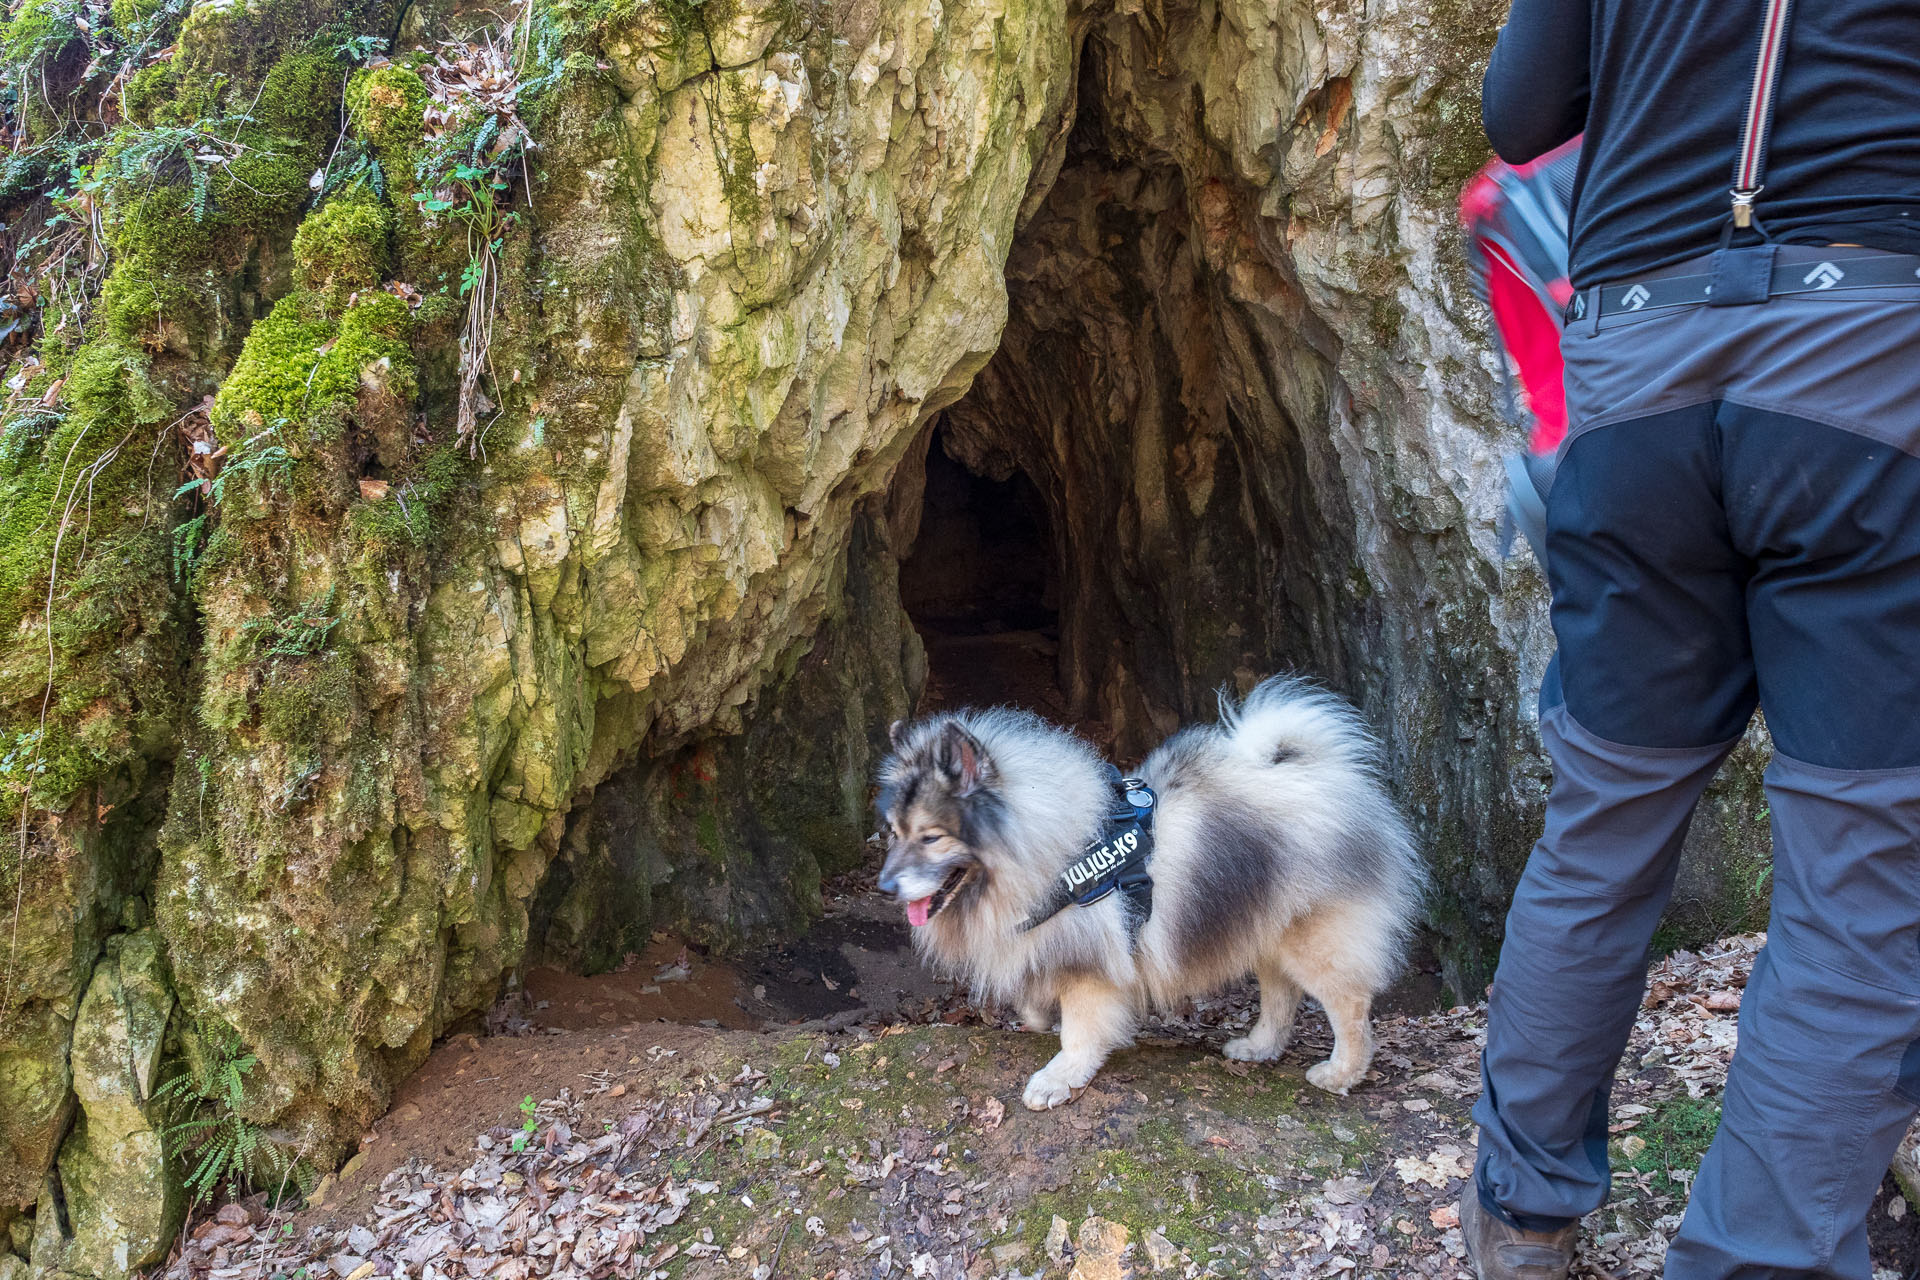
[32,933,180,1280]
[0,0,1773,1261]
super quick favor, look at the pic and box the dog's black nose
[877,868,899,894]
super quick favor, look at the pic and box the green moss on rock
[294,193,394,301]
[210,290,412,439]
[345,64,430,156]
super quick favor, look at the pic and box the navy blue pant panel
[1546,406,1759,750]
[1477,289,1920,1280]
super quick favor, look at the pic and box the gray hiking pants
[1473,246,1920,1279]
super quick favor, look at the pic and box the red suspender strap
[1732,0,1794,228]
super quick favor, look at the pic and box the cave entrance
[899,429,1075,728]
[884,42,1321,763]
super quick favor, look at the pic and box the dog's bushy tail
[1215,674,1385,775]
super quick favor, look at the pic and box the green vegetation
[1615,1094,1721,1198]
[155,1024,291,1203]
[511,1094,539,1153]
[294,191,393,300]
[211,291,412,441]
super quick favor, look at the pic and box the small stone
[1144,1230,1179,1271]
[1044,1216,1071,1263]
[340,1152,367,1179]
[742,1128,782,1161]
[992,1243,1030,1264]
[1068,1218,1129,1280]
[1620,1136,1648,1158]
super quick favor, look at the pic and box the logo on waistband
[1622,284,1650,311]
[1805,262,1845,290]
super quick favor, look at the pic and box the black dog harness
[1018,765,1156,946]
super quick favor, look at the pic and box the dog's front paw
[1022,1062,1090,1110]
[1223,1034,1287,1062]
[1306,1059,1363,1095]
[1022,1069,1077,1110]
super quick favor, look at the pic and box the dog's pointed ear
[934,722,993,796]
[888,719,909,750]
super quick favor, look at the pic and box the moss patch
[210,290,412,439]
[1614,1094,1720,1199]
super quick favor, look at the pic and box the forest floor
[151,885,1920,1280]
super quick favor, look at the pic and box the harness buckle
[1730,187,1762,229]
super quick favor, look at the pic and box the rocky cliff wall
[0,0,1771,1270]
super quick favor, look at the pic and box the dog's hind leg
[1274,903,1392,1094]
[1022,976,1134,1110]
[1302,982,1376,1095]
[1278,946,1376,1093]
[1224,961,1302,1062]
[1019,1001,1058,1033]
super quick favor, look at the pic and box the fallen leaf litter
[161,934,1917,1280]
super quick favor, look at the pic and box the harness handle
[1731,0,1795,229]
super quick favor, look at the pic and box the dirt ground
[155,923,1920,1280]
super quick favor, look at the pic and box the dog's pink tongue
[907,897,933,928]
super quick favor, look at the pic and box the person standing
[1466,3,1920,1279]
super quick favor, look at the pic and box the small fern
[189,164,211,222]
[237,586,339,658]
[170,420,291,579]
[170,512,209,583]
[102,116,268,223]
[153,1025,289,1204]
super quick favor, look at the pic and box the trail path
[157,927,1920,1280]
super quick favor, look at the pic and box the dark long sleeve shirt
[1482,1,1920,288]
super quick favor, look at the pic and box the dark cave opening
[882,40,1318,762]
[898,430,1078,729]
[900,432,1056,638]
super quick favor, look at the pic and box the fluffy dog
[875,676,1424,1110]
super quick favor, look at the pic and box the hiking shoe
[1459,1185,1577,1280]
